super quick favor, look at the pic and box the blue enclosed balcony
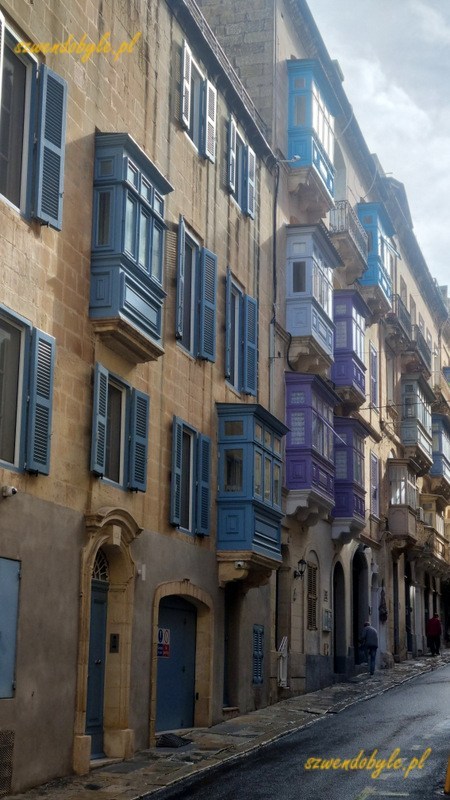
[356,202,394,317]
[400,375,434,475]
[285,373,339,524]
[216,404,288,588]
[287,60,337,219]
[332,417,370,543]
[332,290,370,410]
[90,133,173,362]
[285,224,341,374]
[429,414,450,500]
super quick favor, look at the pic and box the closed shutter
[0,12,5,118]
[243,295,257,396]
[370,346,378,408]
[252,625,264,685]
[228,117,237,192]
[196,434,211,535]
[128,389,149,492]
[181,40,192,129]
[307,564,318,630]
[371,452,379,518]
[176,215,186,339]
[204,80,217,162]
[225,268,232,379]
[170,416,183,525]
[90,363,109,476]
[34,66,67,230]
[0,559,20,699]
[198,247,217,362]
[26,328,55,475]
[245,146,256,218]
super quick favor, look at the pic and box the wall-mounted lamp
[275,154,301,166]
[293,558,307,580]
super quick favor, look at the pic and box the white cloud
[409,0,450,45]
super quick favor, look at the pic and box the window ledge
[91,317,164,363]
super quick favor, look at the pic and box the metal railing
[412,325,432,370]
[391,294,412,339]
[329,200,368,263]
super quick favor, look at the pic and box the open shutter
[90,363,109,477]
[228,117,237,192]
[243,295,258,396]
[225,268,232,379]
[176,215,186,340]
[170,416,183,525]
[371,452,379,518]
[252,625,264,685]
[128,389,149,492]
[198,247,217,361]
[34,66,67,230]
[203,80,217,162]
[245,145,256,218]
[196,434,211,535]
[181,40,192,129]
[26,328,55,474]
[0,12,5,123]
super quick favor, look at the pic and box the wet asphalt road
[158,663,450,800]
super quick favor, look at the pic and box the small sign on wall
[157,627,170,657]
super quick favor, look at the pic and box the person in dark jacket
[426,613,442,656]
[360,621,378,675]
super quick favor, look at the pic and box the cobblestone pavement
[8,652,450,800]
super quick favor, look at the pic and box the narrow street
[159,663,450,800]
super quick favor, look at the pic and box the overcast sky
[307,0,450,289]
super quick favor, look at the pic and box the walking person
[426,612,442,656]
[360,621,378,676]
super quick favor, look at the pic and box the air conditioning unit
[417,507,425,522]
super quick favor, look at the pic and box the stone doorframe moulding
[149,580,214,745]
[73,507,142,775]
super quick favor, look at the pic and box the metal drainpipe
[269,162,281,415]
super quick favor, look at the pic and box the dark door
[156,596,196,732]
[86,580,108,756]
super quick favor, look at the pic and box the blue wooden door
[156,597,196,732]
[86,580,108,756]
[0,558,20,698]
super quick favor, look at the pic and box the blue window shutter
[128,389,149,492]
[245,145,256,218]
[0,12,5,116]
[243,295,258,396]
[203,80,217,163]
[176,216,186,340]
[26,328,55,475]
[252,625,264,685]
[225,268,232,379]
[170,416,183,525]
[91,363,109,476]
[181,40,192,129]
[198,247,217,362]
[228,117,237,192]
[34,66,68,230]
[0,558,20,698]
[196,434,211,535]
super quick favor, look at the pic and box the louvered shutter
[26,328,55,475]
[196,434,211,535]
[0,12,5,121]
[176,216,186,340]
[170,416,183,525]
[371,452,379,518]
[91,363,109,476]
[225,268,232,379]
[245,145,256,218]
[228,117,237,192]
[128,389,149,492]
[252,625,264,685]
[181,40,192,129]
[198,247,217,362]
[204,80,217,162]
[243,295,258,395]
[307,564,318,630]
[34,66,67,230]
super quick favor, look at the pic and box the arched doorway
[156,596,197,731]
[333,562,346,673]
[352,549,368,664]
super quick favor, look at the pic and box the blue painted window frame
[0,558,20,698]
[225,269,258,396]
[252,624,264,685]
[227,116,256,217]
[0,16,67,229]
[90,362,149,492]
[0,305,55,475]
[170,415,211,536]
[181,40,217,162]
[176,216,217,362]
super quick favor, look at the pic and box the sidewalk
[8,652,450,800]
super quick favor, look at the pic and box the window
[252,625,264,685]
[312,393,333,461]
[386,347,395,407]
[370,453,379,518]
[170,416,211,535]
[410,297,416,327]
[400,276,407,306]
[307,564,318,630]
[90,363,149,491]
[389,463,417,508]
[0,14,67,228]
[311,81,334,162]
[225,269,258,396]
[370,345,378,409]
[353,433,364,487]
[402,382,431,432]
[0,558,20,698]
[0,307,55,474]
[176,217,217,361]
[228,116,256,217]
[181,40,216,161]
[312,249,333,317]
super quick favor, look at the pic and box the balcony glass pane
[125,194,137,257]
[273,463,281,506]
[293,261,306,293]
[151,223,163,281]
[254,451,262,497]
[264,457,272,502]
[97,191,111,246]
[224,449,243,492]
